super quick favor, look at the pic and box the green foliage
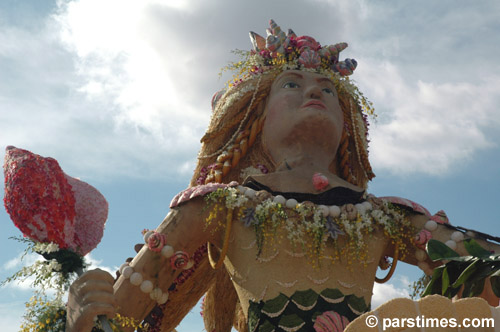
[409,274,431,300]
[2,237,88,332]
[423,239,500,298]
[19,295,66,332]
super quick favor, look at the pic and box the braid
[205,97,267,184]
[338,129,352,182]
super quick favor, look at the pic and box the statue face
[262,70,344,166]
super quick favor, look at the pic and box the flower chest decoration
[205,186,414,267]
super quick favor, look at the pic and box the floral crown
[215,19,374,115]
[196,20,375,187]
[249,20,357,75]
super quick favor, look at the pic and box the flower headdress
[192,19,375,188]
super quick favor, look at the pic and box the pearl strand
[423,220,465,251]
[116,230,198,305]
[118,263,170,305]
[143,230,195,269]
[415,219,466,275]
[237,185,373,217]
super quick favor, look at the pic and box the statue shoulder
[170,181,239,208]
[377,195,431,217]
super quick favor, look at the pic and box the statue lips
[301,100,327,110]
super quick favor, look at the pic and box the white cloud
[85,254,118,275]
[55,0,210,141]
[357,60,500,175]
[0,302,24,332]
[1,253,42,292]
[0,1,210,182]
[3,252,39,272]
[371,279,410,310]
[2,0,499,182]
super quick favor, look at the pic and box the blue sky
[1,0,500,331]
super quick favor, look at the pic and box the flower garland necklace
[204,185,414,268]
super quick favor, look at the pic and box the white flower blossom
[224,188,249,209]
[34,242,60,254]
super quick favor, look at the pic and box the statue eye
[322,87,335,95]
[283,81,300,89]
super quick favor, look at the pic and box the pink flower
[66,174,108,255]
[414,229,432,249]
[314,311,350,332]
[312,172,329,191]
[147,232,167,252]
[259,50,271,58]
[256,163,268,174]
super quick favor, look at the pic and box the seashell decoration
[252,20,356,76]
[333,58,357,76]
[313,311,350,332]
[170,251,190,270]
[298,49,322,68]
[430,210,449,224]
[249,31,266,51]
[319,43,348,63]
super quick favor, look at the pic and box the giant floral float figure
[65,20,500,332]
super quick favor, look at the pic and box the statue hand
[66,268,116,332]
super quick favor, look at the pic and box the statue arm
[112,196,222,325]
[394,213,500,269]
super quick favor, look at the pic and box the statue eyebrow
[279,72,303,80]
[317,77,335,86]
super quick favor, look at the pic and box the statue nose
[305,85,322,99]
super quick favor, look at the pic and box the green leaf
[261,294,289,316]
[290,289,318,309]
[451,259,479,288]
[462,264,494,297]
[278,314,305,329]
[426,239,460,261]
[470,264,497,284]
[479,254,500,262]
[463,239,491,258]
[348,294,369,313]
[462,280,473,297]
[442,267,450,295]
[490,276,500,298]
[447,284,462,298]
[490,269,500,277]
[470,278,486,297]
[422,266,444,296]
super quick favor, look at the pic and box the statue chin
[264,118,341,164]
